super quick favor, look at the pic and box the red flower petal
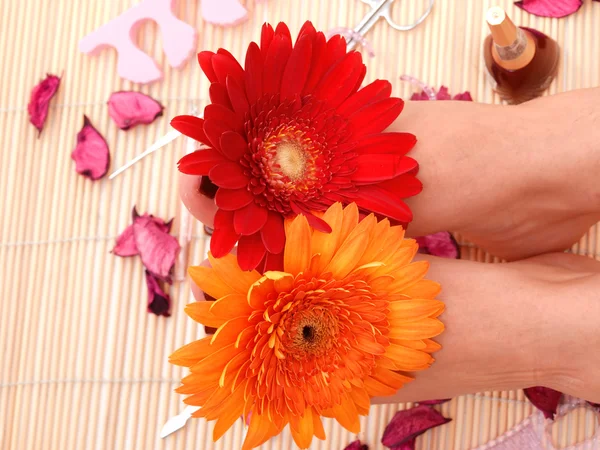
[263,33,293,95]
[203,119,231,152]
[302,32,327,94]
[351,155,418,183]
[234,202,269,235]
[226,76,249,117]
[219,130,248,161]
[215,187,254,210]
[133,214,180,282]
[379,174,423,198]
[107,91,164,130]
[28,73,61,135]
[350,98,404,136]
[213,49,245,87]
[178,148,227,175]
[344,440,369,450]
[314,52,363,107]
[352,185,413,223]
[260,23,275,59]
[353,132,417,156]
[337,79,392,117]
[209,162,249,189]
[324,34,347,68]
[382,404,451,448]
[244,42,264,103]
[145,271,171,317]
[262,250,284,272]
[209,82,233,109]
[211,210,239,258]
[524,387,562,419]
[275,22,292,40]
[71,116,110,180]
[237,232,267,271]
[415,232,459,259]
[261,212,285,254]
[280,34,313,99]
[452,91,473,101]
[198,51,218,83]
[204,103,243,133]
[171,115,210,146]
[290,202,332,233]
[515,0,583,18]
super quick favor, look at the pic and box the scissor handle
[360,0,434,32]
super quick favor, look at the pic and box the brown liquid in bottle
[483,7,559,104]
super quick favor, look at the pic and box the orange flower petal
[339,202,359,245]
[185,301,227,328]
[290,407,314,449]
[212,383,246,440]
[208,252,261,293]
[356,217,391,266]
[388,299,445,322]
[388,260,430,291]
[422,338,442,352]
[371,366,414,388]
[264,270,295,292]
[349,387,371,413]
[169,336,214,367]
[247,275,276,309]
[329,394,361,433]
[389,318,445,340]
[312,410,326,440]
[401,279,442,299]
[211,316,252,346]
[324,214,374,278]
[210,293,254,318]
[284,214,312,275]
[383,344,434,370]
[188,265,232,299]
[390,339,426,350]
[364,376,399,396]
[242,412,274,450]
[190,343,241,374]
[311,202,344,271]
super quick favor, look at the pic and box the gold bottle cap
[486,6,535,70]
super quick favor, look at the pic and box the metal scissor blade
[109,129,182,179]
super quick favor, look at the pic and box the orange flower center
[247,273,390,415]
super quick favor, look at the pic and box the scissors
[346,0,435,51]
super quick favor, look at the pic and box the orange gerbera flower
[170,203,444,449]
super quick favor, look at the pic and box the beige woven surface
[1,0,600,449]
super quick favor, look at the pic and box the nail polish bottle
[483,6,559,104]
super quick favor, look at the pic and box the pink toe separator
[79,0,203,84]
[202,0,248,26]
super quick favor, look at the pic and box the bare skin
[178,88,600,404]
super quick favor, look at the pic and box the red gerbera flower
[172,21,421,271]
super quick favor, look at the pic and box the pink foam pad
[79,0,199,84]
[202,0,248,25]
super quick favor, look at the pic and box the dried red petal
[112,206,173,257]
[145,271,171,317]
[391,440,415,450]
[344,440,369,450]
[524,387,562,420]
[71,116,110,180]
[28,73,61,136]
[415,232,459,259]
[417,399,452,406]
[515,0,583,18]
[133,213,180,282]
[382,404,451,448]
[107,91,164,130]
[410,86,473,102]
[589,402,600,408]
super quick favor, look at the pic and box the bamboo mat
[1,0,600,449]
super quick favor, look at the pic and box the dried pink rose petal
[382,404,451,448]
[515,0,583,18]
[133,213,180,282]
[411,85,473,102]
[145,271,171,316]
[344,440,369,450]
[28,73,61,136]
[588,402,600,408]
[416,232,459,259]
[107,91,164,130]
[391,440,415,450]
[112,206,173,256]
[71,116,110,180]
[523,387,562,419]
[417,399,452,406]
